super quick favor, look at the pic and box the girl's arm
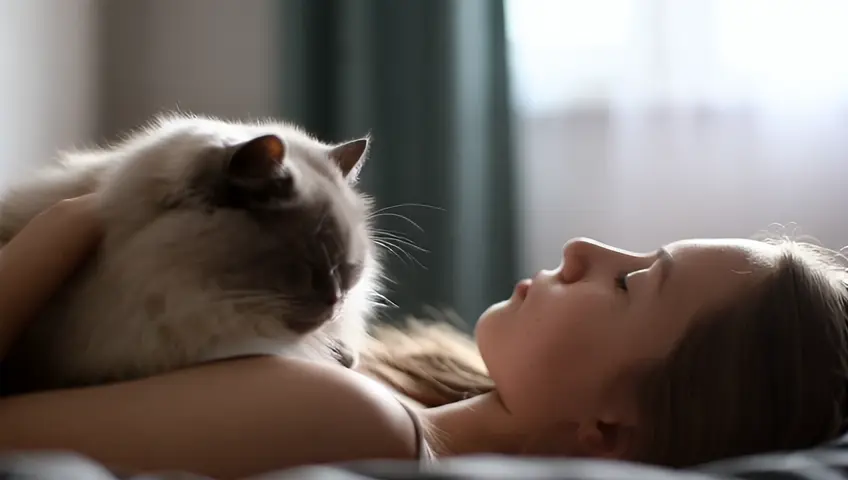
[0,196,417,478]
[0,194,102,357]
[0,356,418,479]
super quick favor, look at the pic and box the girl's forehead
[646,240,777,339]
[662,239,779,285]
[668,238,779,263]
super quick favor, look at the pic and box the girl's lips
[515,278,532,299]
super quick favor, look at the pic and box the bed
[2,434,848,479]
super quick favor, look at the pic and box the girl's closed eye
[615,272,631,292]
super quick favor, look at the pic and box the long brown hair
[358,315,494,408]
[357,240,848,467]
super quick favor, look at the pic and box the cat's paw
[330,342,358,369]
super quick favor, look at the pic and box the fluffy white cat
[0,113,382,394]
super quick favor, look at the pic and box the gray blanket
[3,436,848,480]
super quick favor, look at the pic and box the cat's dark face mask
[189,133,373,334]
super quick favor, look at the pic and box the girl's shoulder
[0,356,421,477]
[250,356,424,462]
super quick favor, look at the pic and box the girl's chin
[481,299,510,317]
[477,299,513,328]
[477,279,531,330]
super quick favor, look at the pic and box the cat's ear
[227,134,286,179]
[329,138,369,181]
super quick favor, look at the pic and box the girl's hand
[0,193,102,357]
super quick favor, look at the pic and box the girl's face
[475,237,777,456]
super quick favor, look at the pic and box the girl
[1,195,847,478]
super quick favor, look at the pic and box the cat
[0,113,382,395]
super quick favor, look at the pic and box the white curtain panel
[507,0,848,273]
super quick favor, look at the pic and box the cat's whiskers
[369,291,398,309]
[369,202,443,216]
[372,231,427,269]
[372,238,408,264]
[373,229,427,253]
[370,212,424,232]
[376,271,398,286]
[367,203,439,270]
[373,238,426,269]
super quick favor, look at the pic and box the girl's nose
[560,237,601,283]
[561,237,640,283]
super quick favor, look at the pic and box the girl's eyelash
[615,272,630,291]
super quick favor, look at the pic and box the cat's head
[97,114,380,334]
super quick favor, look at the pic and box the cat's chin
[198,338,295,364]
[283,309,339,334]
[197,333,357,368]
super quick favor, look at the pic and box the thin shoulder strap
[398,400,436,463]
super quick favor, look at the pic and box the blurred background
[1,0,846,327]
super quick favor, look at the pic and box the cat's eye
[310,267,342,305]
[284,263,312,288]
[340,262,364,287]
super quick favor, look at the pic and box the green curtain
[279,0,517,328]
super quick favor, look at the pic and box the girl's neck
[420,392,528,456]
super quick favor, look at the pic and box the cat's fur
[0,113,382,394]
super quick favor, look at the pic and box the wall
[4,1,844,280]
[98,0,280,138]
[516,110,848,276]
[0,0,100,188]
[0,0,280,189]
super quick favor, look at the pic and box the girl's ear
[520,420,583,456]
[574,419,637,459]
[519,418,636,459]
[571,379,639,459]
